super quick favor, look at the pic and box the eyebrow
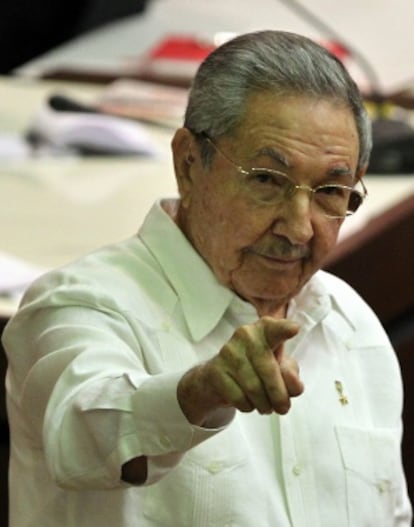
[326,166,355,183]
[329,166,352,174]
[255,146,355,182]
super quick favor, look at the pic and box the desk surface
[1,75,414,317]
[1,76,178,267]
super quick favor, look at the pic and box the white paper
[0,251,47,296]
[0,134,31,159]
[28,103,161,157]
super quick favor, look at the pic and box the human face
[176,93,363,315]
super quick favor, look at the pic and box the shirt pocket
[335,424,401,527]
[143,425,250,527]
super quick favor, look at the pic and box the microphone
[276,0,414,174]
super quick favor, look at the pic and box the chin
[233,279,296,306]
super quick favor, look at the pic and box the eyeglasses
[204,135,367,219]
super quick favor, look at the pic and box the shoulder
[316,269,378,319]
[18,235,176,322]
[316,269,367,305]
[26,236,145,292]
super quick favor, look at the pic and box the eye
[249,169,288,187]
[316,184,349,198]
[254,172,275,184]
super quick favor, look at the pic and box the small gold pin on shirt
[334,380,349,406]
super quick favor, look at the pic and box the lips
[247,243,310,263]
[259,253,302,263]
[253,253,304,269]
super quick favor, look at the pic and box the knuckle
[219,344,243,370]
[219,341,236,358]
[277,400,291,415]
[233,395,254,413]
[232,323,253,341]
[243,377,263,396]
[257,315,274,326]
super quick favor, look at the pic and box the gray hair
[184,30,372,170]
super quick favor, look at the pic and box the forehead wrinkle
[254,146,291,168]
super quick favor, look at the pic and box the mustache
[247,238,310,260]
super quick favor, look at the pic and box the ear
[171,127,198,209]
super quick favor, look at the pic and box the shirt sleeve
[5,300,231,490]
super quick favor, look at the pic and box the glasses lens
[314,185,351,217]
[347,190,363,214]
[245,169,290,203]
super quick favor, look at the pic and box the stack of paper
[0,251,47,302]
[97,78,189,129]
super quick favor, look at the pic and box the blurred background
[0,0,149,74]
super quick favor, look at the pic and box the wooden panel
[325,193,414,325]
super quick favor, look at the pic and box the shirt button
[207,461,224,474]
[376,480,390,493]
[292,464,302,476]
[161,321,170,331]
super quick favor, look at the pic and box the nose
[272,190,314,245]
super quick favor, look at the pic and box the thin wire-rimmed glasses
[203,134,367,219]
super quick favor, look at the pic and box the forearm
[44,371,233,489]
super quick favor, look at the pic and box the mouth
[252,251,305,268]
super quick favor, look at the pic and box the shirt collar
[138,199,234,341]
[288,271,356,339]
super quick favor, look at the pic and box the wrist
[177,365,229,427]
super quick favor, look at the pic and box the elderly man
[3,30,411,526]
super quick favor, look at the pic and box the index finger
[261,317,299,355]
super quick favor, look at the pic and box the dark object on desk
[275,0,414,176]
[49,94,98,114]
[368,117,414,174]
[42,66,194,90]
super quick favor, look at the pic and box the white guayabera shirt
[3,200,412,527]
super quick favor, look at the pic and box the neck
[240,294,289,318]
[161,198,180,221]
[174,200,289,319]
